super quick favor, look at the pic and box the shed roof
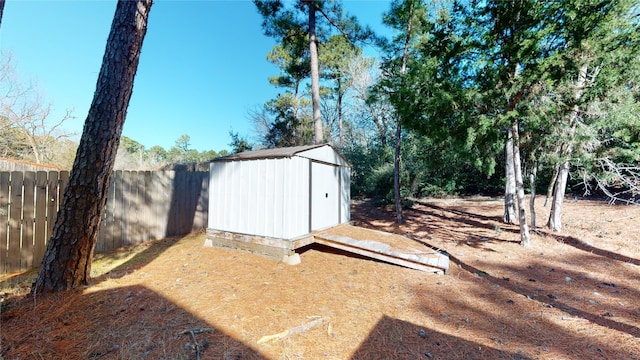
[211,144,347,164]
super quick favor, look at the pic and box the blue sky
[1,0,392,153]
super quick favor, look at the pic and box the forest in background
[2,0,638,206]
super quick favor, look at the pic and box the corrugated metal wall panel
[281,157,309,239]
[340,166,351,223]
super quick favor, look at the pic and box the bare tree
[32,0,153,294]
[1,55,75,166]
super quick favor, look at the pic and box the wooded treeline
[247,0,639,242]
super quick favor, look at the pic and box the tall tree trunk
[511,121,530,246]
[308,1,323,144]
[394,122,402,223]
[503,130,516,223]
[337,80,343,148]
[544,165,558,207]
[548,160,569,231]
[547,64,589,231]
[529,164,537,229]
[393,0,415,224]
[31,0,152,294]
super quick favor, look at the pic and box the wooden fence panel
[8,172,23,273]
[22,172,35,271]
[0,170,209,273]
[0,172,10,274]
[34,171,48,266]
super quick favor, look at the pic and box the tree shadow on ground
[446,253,640,339]
[412,200,520,236]
[351,315,533,360]
[91,233,192,283]
[352,199,520,253]
[0,284,264,359]
[545,232,640,266]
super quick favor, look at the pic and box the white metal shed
[205,144,350,260]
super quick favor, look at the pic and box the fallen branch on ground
[179,327,213,360]
[258,317,329,344]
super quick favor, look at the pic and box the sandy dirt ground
[1,196,639,359]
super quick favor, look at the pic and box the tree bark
[547,64,589,231]
[308,1,323,144]
[0,0,5,30]
[529,164,537,229]
[31,0,152,294]
[393,0,415,224]
[394,122,403,223]
[544,165,558,207]
[503,131,516,223]
[511,121,530,246]
[548,160,569,231]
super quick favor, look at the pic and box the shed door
[311,161,340,231]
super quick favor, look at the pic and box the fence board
[34,171,48,266]
[21,172,35,270]
[112,170,124,249]
[139,171,152,241]
[129,172,140,244]
[46,171,59,237]
[154,171,172,238]
[59,171,69,199]
[121,171,131,247]
[8,172,23,273]
[0,172,10,273]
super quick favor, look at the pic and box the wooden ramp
[313,224,449,274]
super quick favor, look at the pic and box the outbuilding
[205,144,350,262]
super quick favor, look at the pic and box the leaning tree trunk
[31,0,152,294]
[308,1,323,144]
[0,0,5,30]
[503,131,517,224]
[548,160,570,231]
[511,121,530,246]
[544,165,559,207]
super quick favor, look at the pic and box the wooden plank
[0,172,10,274]
[21,171,35,270]
[33,171,48,266]
[8,171,23,273]
[125,171,142,245]
[96,171,116,252]
[313,233,449,274]
[58,171,70,197]
[122,171,132,246]
[157,170,176,237]
[140,171,152,241]
[46,171,59,238]
[112,170,124,249]
[172,171,186,235]
[194,172,209,231]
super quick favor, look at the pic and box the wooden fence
[0,170,209,274]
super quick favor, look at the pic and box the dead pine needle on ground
[1,196,639,359]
